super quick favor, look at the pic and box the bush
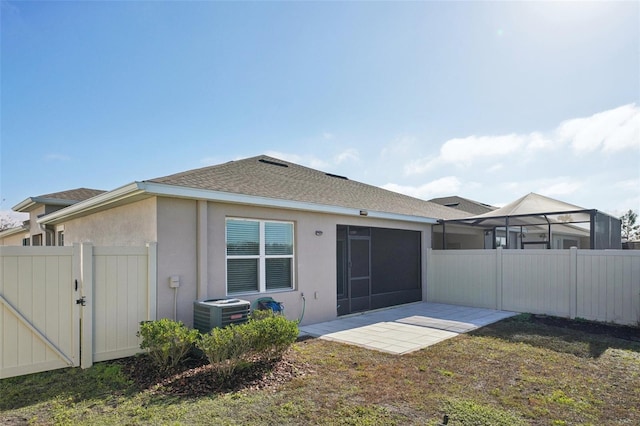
[197,312,299,376]
[137,319,200,370]
[197,324,252,377]
[248,312,299,361]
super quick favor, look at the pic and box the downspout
[38,223,55,246]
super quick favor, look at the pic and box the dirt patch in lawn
[116,349,315,397]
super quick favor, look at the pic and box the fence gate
[0,246,80,379]
[1,243,157,379]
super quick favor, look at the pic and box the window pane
[227,220,259,255]
[265,222,293,255]
[266,258,292,290]
[227,259,259,293]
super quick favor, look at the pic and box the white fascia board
[140,182,439,225]
[13,197,76,212]
[0,226,26,238]
[38,182,145,225]
[13,198,37,212]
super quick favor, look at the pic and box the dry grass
[1,314,639,425]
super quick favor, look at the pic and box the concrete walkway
[299,302,516,355]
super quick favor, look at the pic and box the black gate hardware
[76,296,86,306]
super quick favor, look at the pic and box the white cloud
[382,176,462,199]
[334,149,359,164]
[404,155,436,175]
[614,178,640,191]
[537,180,584,197]
[556,103,639,154]
[405,133,528,173]
[404,103,639,175]
[45,153,70,161]
[486,163,504,173]
[381,135,418,158]
[323,132,334,140]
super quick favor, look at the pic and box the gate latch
[76,296,86,306]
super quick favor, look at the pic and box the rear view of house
[32,155,465,326]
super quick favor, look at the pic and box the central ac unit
[193,298,250,333]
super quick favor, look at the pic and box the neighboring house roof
[458,192,595,227]
[0,226,26,239]
[39,155,468,225]
[429,196,496,215]
[13,188,107,212]
[442,193,614,236]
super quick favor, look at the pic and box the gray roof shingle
[37,188,107,202]
[148,155,467,220]
[429,196,496,215]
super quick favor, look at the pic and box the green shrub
[197,324,252,377]
[137,319,200,370]
[248,312,299,361]
[197,312,299,377]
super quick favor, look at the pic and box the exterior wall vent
[193,298,250,333]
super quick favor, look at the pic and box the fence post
[72,243,82,367]
[146,242,158,321]
[569,247,578,319]
[80,242,93,369]
[425,248,432,303]
[496,247,503,310]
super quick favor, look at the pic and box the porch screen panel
[371,228,421,294]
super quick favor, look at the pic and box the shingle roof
[37,188,107,202]
[148,155,467,220]
[14,187,107,212]
[429,196,496,215]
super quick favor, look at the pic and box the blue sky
[1,0,638,221]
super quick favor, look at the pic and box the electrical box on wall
[169,276,180,288]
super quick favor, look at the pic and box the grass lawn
[1,314,639,425]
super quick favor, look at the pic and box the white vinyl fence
[1,243,157,379]
[427,248,640,326]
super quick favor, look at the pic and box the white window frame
[225,218,295,295]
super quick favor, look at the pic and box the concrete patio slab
[299,302,516,355]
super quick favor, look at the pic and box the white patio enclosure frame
[427,248,640,326]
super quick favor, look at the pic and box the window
[22,237,30,246]
[226,218,294,294]
[32,234,43,246]
[58,230,65,246]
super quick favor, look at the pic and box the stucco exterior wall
[0,231,25,246]
[210,203,433,325]
[62,197,157,246]
[155,198,433,326]
[156,197,198,326]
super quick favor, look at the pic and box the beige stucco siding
[62,197,157,245]
[0,232,25,246]
[58,195,433,326]
[156,197,198,326]
[202,202,432,326]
